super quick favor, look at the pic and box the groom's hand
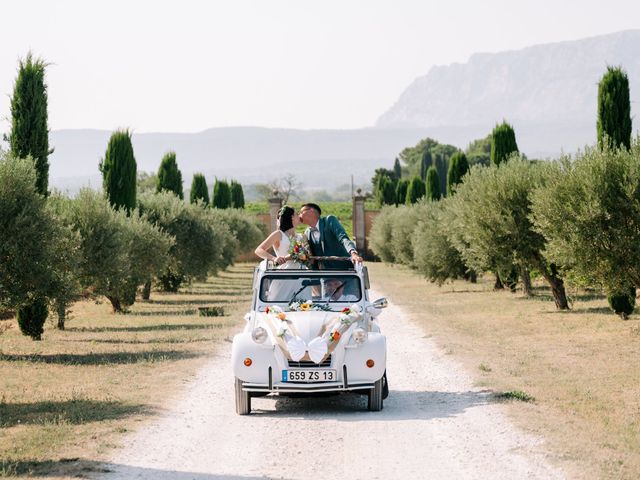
[350,250,363,265]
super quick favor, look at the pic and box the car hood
[256,310,338,343]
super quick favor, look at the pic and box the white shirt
[311,220,321,243]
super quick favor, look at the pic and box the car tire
[367,377,384,411]
[235,377,251,415]
[382,370,389,400]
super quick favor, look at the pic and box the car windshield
[260,274,362,303]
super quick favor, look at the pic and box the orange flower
[300,303,311,311]
[277,312,287,320]
[331,331,341,342]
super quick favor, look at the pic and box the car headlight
[251,326,268,344]
[352,327,368,344]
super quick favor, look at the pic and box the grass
[367,262,640,480]
[0,264,254,479]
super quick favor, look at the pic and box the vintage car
[232,260,388,414]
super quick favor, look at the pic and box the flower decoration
[288,235,311,266]
[329,330,341,342]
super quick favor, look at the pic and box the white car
[232,261,388,414]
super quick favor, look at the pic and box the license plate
[282,369,336,383]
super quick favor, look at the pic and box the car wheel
[382,370,389,400]
[235,377,251,415]
[367,377,384,411]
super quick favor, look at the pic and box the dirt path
[97,289,564,480]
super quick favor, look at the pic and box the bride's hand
[274,256,287,265]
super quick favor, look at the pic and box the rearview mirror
[372,297,388,309]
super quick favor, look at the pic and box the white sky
[1,0,639,132]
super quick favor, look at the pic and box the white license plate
[282,369,336,383]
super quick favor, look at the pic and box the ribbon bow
[286,336,328,364]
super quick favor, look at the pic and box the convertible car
[231,260,388,414]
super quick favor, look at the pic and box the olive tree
[531,143,640,316]
[447,159,569,309]
[0,154,74,338]
[369,206,397,262]
[412,199,468,285]
[139,191,232,291]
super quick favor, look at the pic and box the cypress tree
[156,152,183,199]
[434,153,449,197]
[597,66,632,150]
[447,151,469,195]
[597,66,635,315]
[190,173,209,205]
[230,180,245,208]
[490,121,519,166]
[395,179,409,206]
[212,179,232,209]
[420,150,432,181]
[406,176,426,205]
[99,129,137,213]
[425,166,441,201]
[375,175,396,206]
[8,52,51,196]
[393,157,402,180]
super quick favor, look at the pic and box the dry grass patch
[368,262,640,480]
[0,264,254,479]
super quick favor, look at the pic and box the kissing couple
[255,203,363,270]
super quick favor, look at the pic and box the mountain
[376,30,640,157]
[48,30,640,193]
[48,127,436,193]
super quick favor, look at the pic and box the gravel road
[97,289,564,480]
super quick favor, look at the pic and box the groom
[299,203,363,270]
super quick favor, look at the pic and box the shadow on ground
[67,323,223,333]
[0,399,149,428]
[252,389,493,422]
[0,350,203,365]
[0,458,273,479]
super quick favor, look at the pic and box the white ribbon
[286,336,329,364]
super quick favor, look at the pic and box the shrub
[369,206,397,262]
[388,204,425,266]
[412,200,467,285]
[395,179,409,206]
[447,151,469,195]
[375,175,396,207]
[607,287,636,319]
[0,154,72,312]
[448,159,569,309]
[16,296,48,340]
[531,142,640,300]
[139,191,229,290]
[208,208,263,258]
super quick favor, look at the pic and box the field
[0,265,254,479]
[245,201,377,238]
[367,262,640,479]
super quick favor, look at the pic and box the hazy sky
[1,0,639,133]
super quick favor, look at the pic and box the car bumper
[232,332,386,393]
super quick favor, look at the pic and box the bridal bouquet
[288,235,311,266]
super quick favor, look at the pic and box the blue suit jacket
[306,215,356,270]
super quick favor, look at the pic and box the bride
[254,205,309,270]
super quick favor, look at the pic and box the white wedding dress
[265,231,308,302]
[273,231,307,270]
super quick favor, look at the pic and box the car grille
[288,355,332,368]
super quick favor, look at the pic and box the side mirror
[371,297,388,309]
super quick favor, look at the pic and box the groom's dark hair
[302,203,322,216]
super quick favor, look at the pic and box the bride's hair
[277,205,295,231]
